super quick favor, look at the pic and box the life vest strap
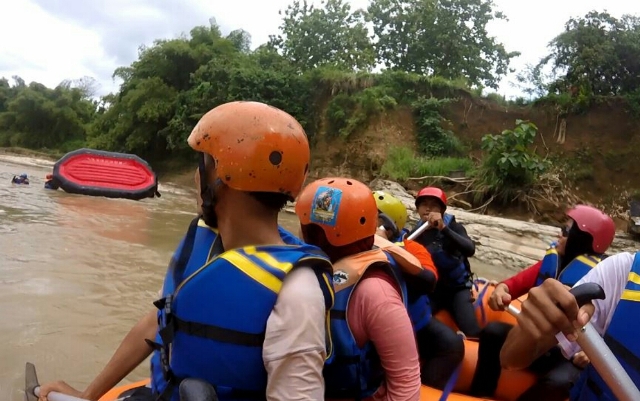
[155,378,266,401]
[173,316,266,347]
[330,309,346,320]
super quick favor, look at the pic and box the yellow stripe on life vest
[221,251,284,293]
[321,270,335,308]
[575,255,598,268]
[197,219,218,232]
[620,289,640,302]
[244,246,294,273]
[629,272,640,286]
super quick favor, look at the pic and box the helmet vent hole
[327,180,335,184]
[360,217,366,225]
[269,151,283,166]
[346,180,353,185]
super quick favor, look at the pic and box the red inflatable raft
[52,148,160,201]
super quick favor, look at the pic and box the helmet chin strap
[199,153,221,229]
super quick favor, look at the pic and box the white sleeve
[556,252,634,358]
[263,267,327,401]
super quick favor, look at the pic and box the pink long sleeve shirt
[327,267,421,401]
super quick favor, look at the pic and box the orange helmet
[566,205,616,254]
[296,177,378,247]
[187,101,310,200]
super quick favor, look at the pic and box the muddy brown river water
[0,155,506,400]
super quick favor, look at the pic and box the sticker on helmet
[310,185,342,227]
[333,270,349,285]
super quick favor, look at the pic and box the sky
[2,0,640,100]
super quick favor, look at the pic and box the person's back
[38,101,335,401]
[296,177,421,401]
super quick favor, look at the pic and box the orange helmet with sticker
[187,101,310,200]
[296,177,378,247]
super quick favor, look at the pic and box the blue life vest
[570,252,640,401]
[391,228,411,243]
[417,214,469,287]
[324,248,409,399]
[150,218,330,401]
[535,244,601,287]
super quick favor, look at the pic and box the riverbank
[283,179,639,272]
[2,150,636,272]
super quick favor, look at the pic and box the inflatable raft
[425,279,540,401]
[434,278,525,331]
[53,148,160,201]
[30,280,543,401]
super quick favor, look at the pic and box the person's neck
[217,208,284,250]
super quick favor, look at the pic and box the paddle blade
[179,378,219,401]
[25,362,39,401]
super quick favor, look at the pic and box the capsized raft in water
[52,148,160,201]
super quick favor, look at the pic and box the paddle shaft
[33,386,90,401]
[406,221,429,241]
[506,304,640,401]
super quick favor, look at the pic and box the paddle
[24,362,90,401]
[179,378,219,401]
[506,283,640,401]
[24,362,220,401]
[406,221,429,241]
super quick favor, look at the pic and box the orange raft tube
[423,278,544,401]
[99,280,539,401]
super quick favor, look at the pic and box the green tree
[269,0,375,72]
[532,11,640,96]
[0,79,96,149]
[368,0,519,89]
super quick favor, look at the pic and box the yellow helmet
[372,191,408,230]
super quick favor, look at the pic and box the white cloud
[1,0,640,99]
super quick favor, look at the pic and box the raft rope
[472,277,491,327]
[438,331,466,401]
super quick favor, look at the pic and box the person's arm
[39,310,158,400]
[501,260,543,299]
[501,252,632,370]
[402,239,437,292]
[352,270,421,401]
[263,267,327,401]
[442,221,475,257]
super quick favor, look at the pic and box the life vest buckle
[164,295,173,316]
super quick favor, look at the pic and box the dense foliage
[1,1,639,185]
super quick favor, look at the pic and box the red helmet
[415,187,447,210]
[566,205,616,254]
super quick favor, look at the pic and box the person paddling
[38,101,335,401]
[470,205,615,400]
[500,249,640,401]
[408,186,480,338]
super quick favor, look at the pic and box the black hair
[249,192,291,212]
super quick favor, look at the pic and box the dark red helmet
[415,187,447,211]
[566,205,615,254]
